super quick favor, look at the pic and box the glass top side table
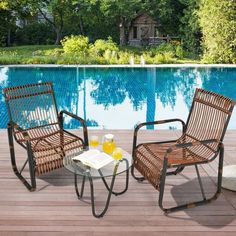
[63,148,132,218]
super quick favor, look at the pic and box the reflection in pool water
[0,66,235,129]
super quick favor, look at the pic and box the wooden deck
[0,129,236,236]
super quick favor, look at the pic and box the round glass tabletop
[63,148,133,178]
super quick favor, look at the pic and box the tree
[20,0,76,45]
[151,0,185,36]
[199,0,236,63]
[0,1,16,46]
[72,0,119,42]
[99,0,185,45]
[100,0,143,45]
[179,0,202,54]
[0,9,11,46]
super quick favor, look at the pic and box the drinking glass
[112,148,123,161]
[89,136,99,148]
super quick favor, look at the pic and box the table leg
[88,172,117,218]
[98,159,129,196]
[74,162,128,218]
[74,174,85,198]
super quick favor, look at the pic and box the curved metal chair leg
[8,125,36,191]
[131,164,145,182]
[159,146,224,213]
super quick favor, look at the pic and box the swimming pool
[0,65,236,129]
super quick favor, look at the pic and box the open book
[72,149,114,170]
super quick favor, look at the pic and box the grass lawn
[0,45,201,65]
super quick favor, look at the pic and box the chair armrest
[8,121,30,140]
[165,139,221,157]
[132,119,186,157]
[59,110,88,147]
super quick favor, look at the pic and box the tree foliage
[15,22,55,45]
[199,0,236,63]
[1,0,235,64]
[0,1,18,46]
[61,35,89,55]
[179,0,201,54]
[21,0,77,44]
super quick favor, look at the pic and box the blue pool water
[0,66,236,129]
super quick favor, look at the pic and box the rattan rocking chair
[132,88,235,213]
[4,82,88,191]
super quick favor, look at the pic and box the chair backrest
[185,88,235,151]
[4,82,59,130]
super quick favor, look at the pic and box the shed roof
[131,13,158,25]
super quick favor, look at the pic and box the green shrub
[0,50,18,57]
[61,35,89,55]
[0,44,197,65]
[134,55,141,64]
[15,23,54,45]
[44,48,64,56]
[141,53,152,64]
[163,52,176,63]
[175,45,184,59]
[21,56,56,64]
[153,54,165,63]
[152,52,176,64]
[56,54,107,65]
[149,43,176,56]
[90,37,118,56]
[117,51,132,64]
[103,49,118,64]
[32,50,44,56]
[0,56,21,64]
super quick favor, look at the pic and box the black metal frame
[58,110,88,148]
[74,159,130,218]
[131,118,226,213]
[158,140,223,213]
[6,110,88,192]
[7,121,36,191]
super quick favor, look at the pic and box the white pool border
[1,64,236,68]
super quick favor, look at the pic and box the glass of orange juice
[112,148,123,161]
[89,136,99,148]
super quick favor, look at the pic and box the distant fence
[129,36,181,47]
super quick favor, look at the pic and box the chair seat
[16,128,84,175]
[134,139,216,190]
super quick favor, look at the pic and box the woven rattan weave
[132,88,235,213]
[4,82,88,191]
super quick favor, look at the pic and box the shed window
[133,27,137,39]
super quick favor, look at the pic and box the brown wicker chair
[132,88,235,213]
[4,82,88,191]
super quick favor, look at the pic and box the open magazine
[72,149,114,170]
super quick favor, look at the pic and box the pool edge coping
[1,64,236,68]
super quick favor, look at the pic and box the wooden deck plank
[0,129,236,235]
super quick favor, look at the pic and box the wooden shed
[128,13,161,47]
